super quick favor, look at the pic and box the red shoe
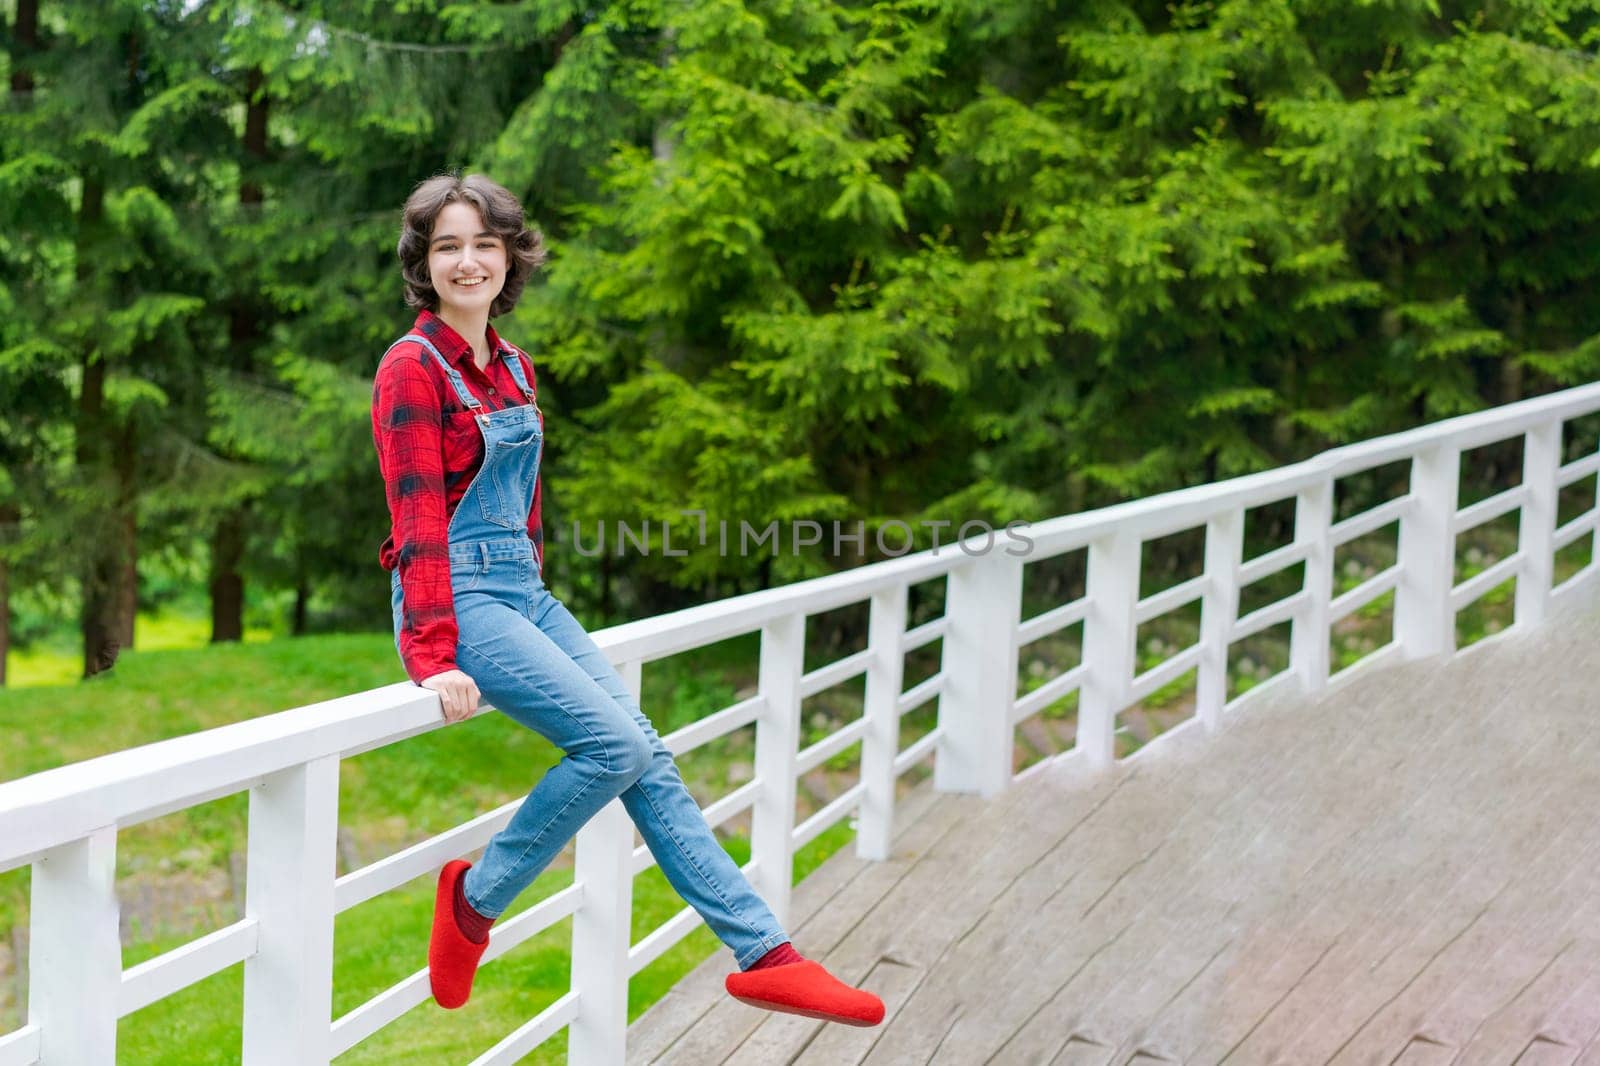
[429,860,490,1009]
[725,959,886,1027]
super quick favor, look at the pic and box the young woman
[371,172,885,1025]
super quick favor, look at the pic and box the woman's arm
[372,350,461,685]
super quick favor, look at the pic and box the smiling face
[427,201,508,320]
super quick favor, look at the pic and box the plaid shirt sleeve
[372,347,458,684]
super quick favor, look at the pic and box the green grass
[0,627,856,1063]
[5,609,276,687]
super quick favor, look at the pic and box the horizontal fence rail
[3,382,1600,1063]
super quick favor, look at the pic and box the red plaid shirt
[372,309,545,683]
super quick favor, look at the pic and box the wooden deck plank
[844,765,1156,1064]
[1214,650,1595,1063]
[1219,809,1534,1062]
[1458,936,1600,1062]
[871,764,1199,1063]
[1128,708,1471,1058]
[1011,657,1463,1061]
[998,659,1484,1063]
[1379,833,1600,1056]
[1306,680,1600,1062]
[625,608,1600,1065]
[1203,643,1574,1056]
[1516,1039,1585,1066]
[961,784,1293,1060]
[1575,994,1600,1066]
[1318,782,1600,1062]
[1524,969,1600,1057]
[1113,643,1574,1056]
[890,655,1502,1063]
[1390,1037,1458,1066]
[1047,1036,1118,1066]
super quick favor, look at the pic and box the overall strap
[498,346,538,404]
[385,333,482,411]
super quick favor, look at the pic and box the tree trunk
[0,556,8,688]
[1504,288,1529,400]
[1500,293,1526,405]
[117,506,137,651]
[10,0,37,95]
[114,419,138,651]
[7,0,38,685]
[75,170,120,677]
[291,579,309,636]
[1499,358,1524,409]
[77,378,137,677]
[81,539,121,679]
[78,348,120,677]
[242,67,268,188]
[0,504,14,687]
[208,67,269,645]
[211,508,246,643]
[1272,354,1297,458]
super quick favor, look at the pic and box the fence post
[1197,511,1243,728]
[242,756,339,1066]
[858,583,907,861]
[935,550,1023,797]
[569,660,641,1065]
[751,614,803,926]
[31,826,119,1064]
[1079,532,1140,769]
[1590,426,1600,592]
[1292,476,1335,691]
[1516,419,1560,627]
[1395,444,1460,658]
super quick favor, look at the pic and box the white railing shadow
[3,382,1600,1064]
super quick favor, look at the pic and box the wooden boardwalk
[627,611,1600,1065]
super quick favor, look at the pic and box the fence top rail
[0,683,440,872]
[3,381,1599,872]
[0,543,989,873]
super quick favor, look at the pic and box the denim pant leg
[528,589,791,969]
[449,591,656,919]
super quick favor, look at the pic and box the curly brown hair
[396,172,547,318]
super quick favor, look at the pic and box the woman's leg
[526,588,887,1026]
[525,590,791,969]
[449,593,656,918]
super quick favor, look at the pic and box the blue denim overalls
[386,333,788,967]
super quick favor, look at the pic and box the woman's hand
[421,669,481,723]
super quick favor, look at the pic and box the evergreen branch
[246,0,526,55]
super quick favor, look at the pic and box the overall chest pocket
[480,429,543,530]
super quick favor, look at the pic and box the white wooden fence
[3,382,1600,1064]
